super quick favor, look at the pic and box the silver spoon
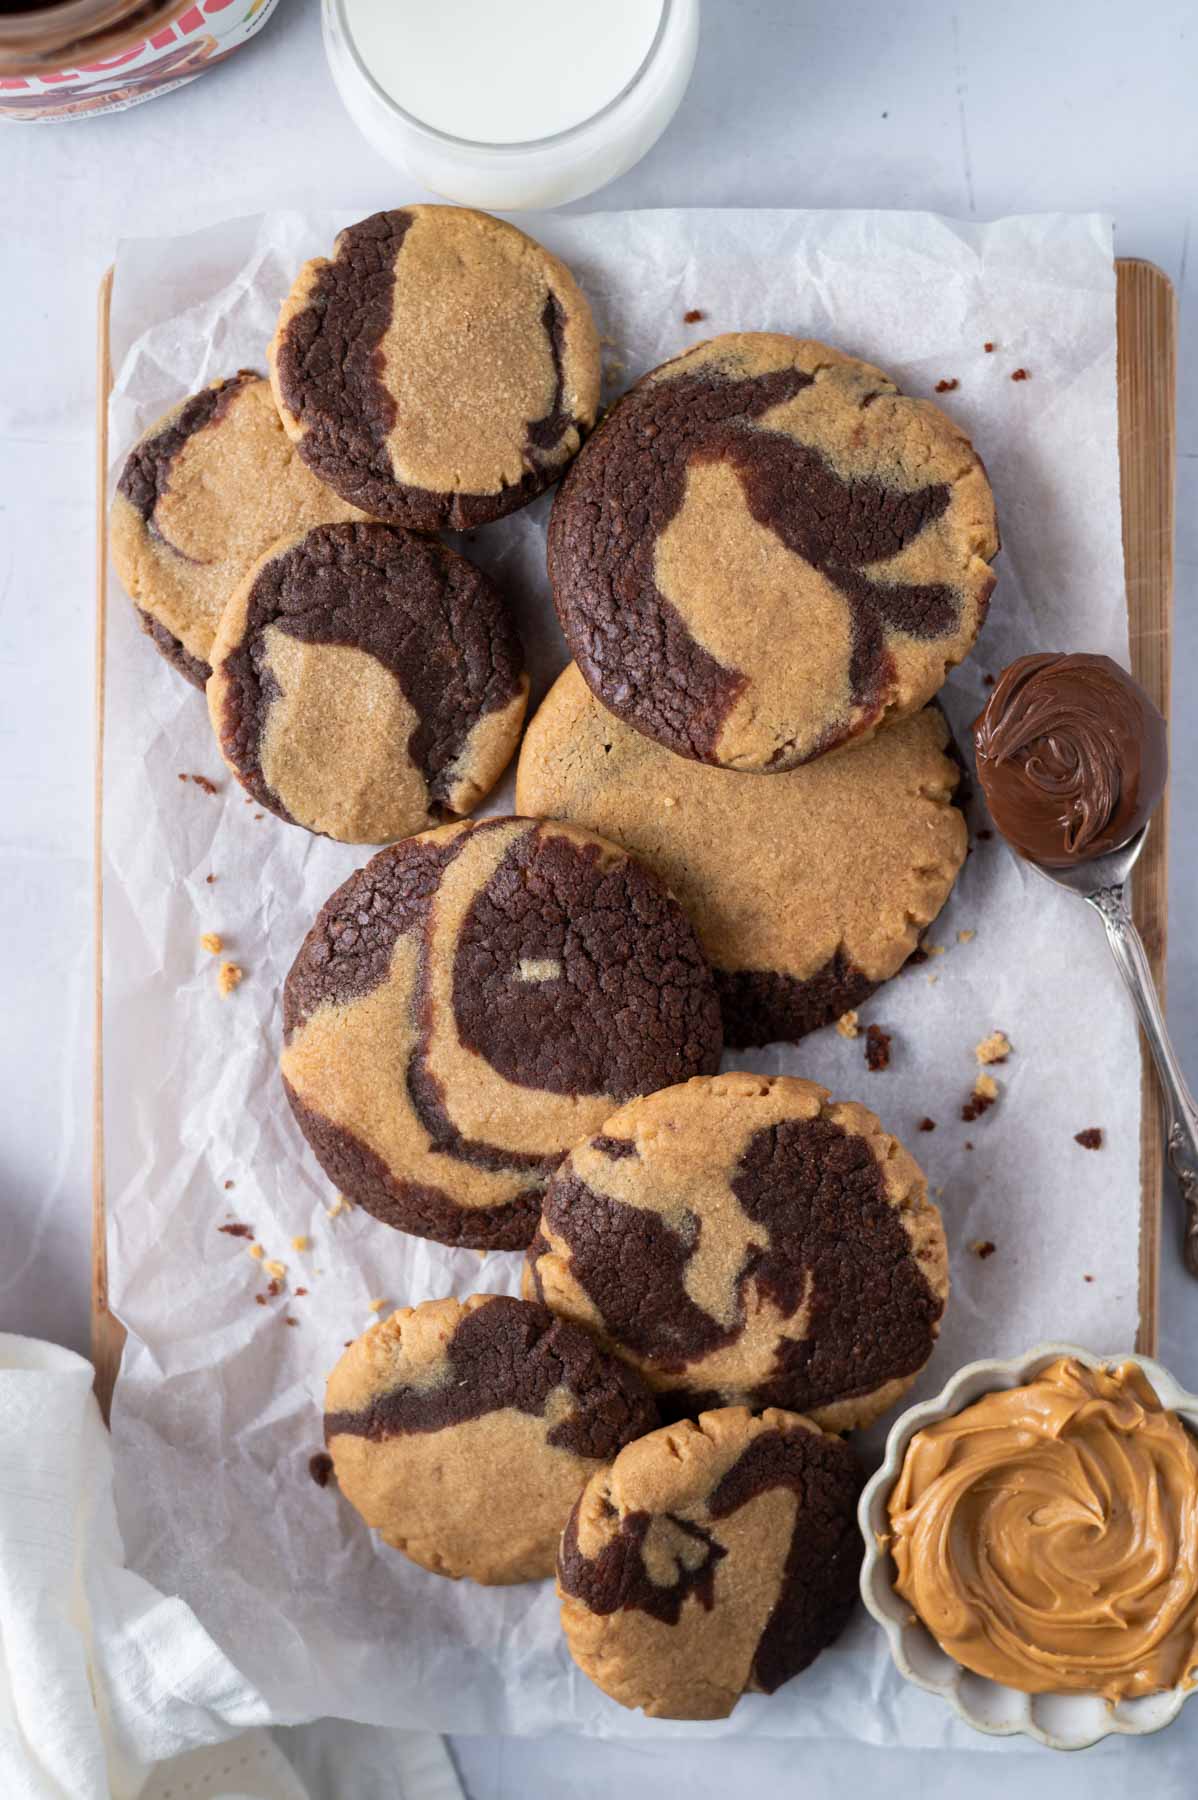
[1029,825,1198,1275]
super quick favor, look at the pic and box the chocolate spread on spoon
[973,652,1167,866]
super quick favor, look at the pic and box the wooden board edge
[93,265,125,1422]
[1116,258,1176,1357]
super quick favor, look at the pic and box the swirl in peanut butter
[887,1357,1198,1699]
[973,652,1167,866]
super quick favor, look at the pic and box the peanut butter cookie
[548,333,998,771]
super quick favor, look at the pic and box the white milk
[342,0,666,144]
[323,0,700,208]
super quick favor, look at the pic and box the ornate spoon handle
[1089,885,1198,1277]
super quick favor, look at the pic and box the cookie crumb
[964,1139,974,1151]
[602,356,626,384]
[971,1239,997,1260]
[1075,1128,1104,1150]
[309,1452,335,1488]
[264,1258,286,1279]
[284,1316,298,1327]
[199,931,223,955]
[683,308,706,324]
[975,1030,1011,1065]
[326,1194,352,1219]
[961,1072,999,1121]
[918,1117,936,1132]
[266,1278,281,1297]
[1011,367,1030,381]
[368,1297,386,1314]
[927,974,939,985]
[865,1023,892,1071]
[247,1243,265,1261]
[217,961,243,997]
[295,1286,308,1297]
[253,812,264,821]
[205,873,217,884]
[983,341,996,353]
[291,1235,310,1252]
[926,944,946,958]
[254,1293,267,1305]
[218,1222,253,1239]
[934,378,959,393]
[224,1179,235,1190]
[835,1010,860,1039]
[957,929,975,944]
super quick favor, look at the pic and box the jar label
[0,0,280,122]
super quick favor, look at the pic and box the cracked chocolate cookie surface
[326,1294,658,1585]
[207,521,527,844]
[558,1405,864,1718]
[526,1072,948,1431]
[282,817,723,1249]
[548,333,998,771]
[269,207,601,530]
[517,664,967,1045]
[110,372,367,686]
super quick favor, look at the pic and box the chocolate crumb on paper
[864,1023,892,1071]
[218,1222,253,1239]
[918,1118,936,1132]
[1011,368,1030,382]
[309,1452,335,1488]
[962,1073,998,1121]
[971,1239,997,1260]
[295,1286,308,1297]
[983,341,996,353]
[224,1179,235,1190]
[835,1010,860,1039]
[181,773,219,795]
[977,827,993,840]
[683,308,706,323]
[1084,1273,1094,1283]
[982,673,995,687]
[934,378,958,393]
[1075,1128,1104,1150]
[205,873,217,884]
[975,1030,1011,1065]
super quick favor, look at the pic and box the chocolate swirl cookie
[516,663,966,1046]
[207,522,528,844]
[110,372,367,686]
[526,1072,948,1430]
[269,207,601,530]
[282,818,723,1249]
[549,333,998,771]
[325,1295,658,1585]
[558,1405,864,1718]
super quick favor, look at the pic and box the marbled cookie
[549,333,998,771]
[325,1295,658,1585]
[110,372,366,686]
[207,522,527,844]
[282,818,723,1249]
[270,206,601,530]
[527,1073,948,1431]
[516,664,966,1046]
[558,1405,864,1718]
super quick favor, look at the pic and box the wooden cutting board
[90,257,1178,1419]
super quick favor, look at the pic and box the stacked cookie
[113,205,1001,1720]
[111,204,600,845]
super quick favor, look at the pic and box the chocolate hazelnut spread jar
[0,0,278,121]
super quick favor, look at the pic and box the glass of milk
[323,0,700,209]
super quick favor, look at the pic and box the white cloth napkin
[0,1332,272,1797]
[0,1333,464,1800]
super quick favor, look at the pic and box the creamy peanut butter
[886,1357,1198,1700]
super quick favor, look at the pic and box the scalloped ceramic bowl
[859,1342,1198,1750]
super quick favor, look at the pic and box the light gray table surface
[2,1,1196,1793]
